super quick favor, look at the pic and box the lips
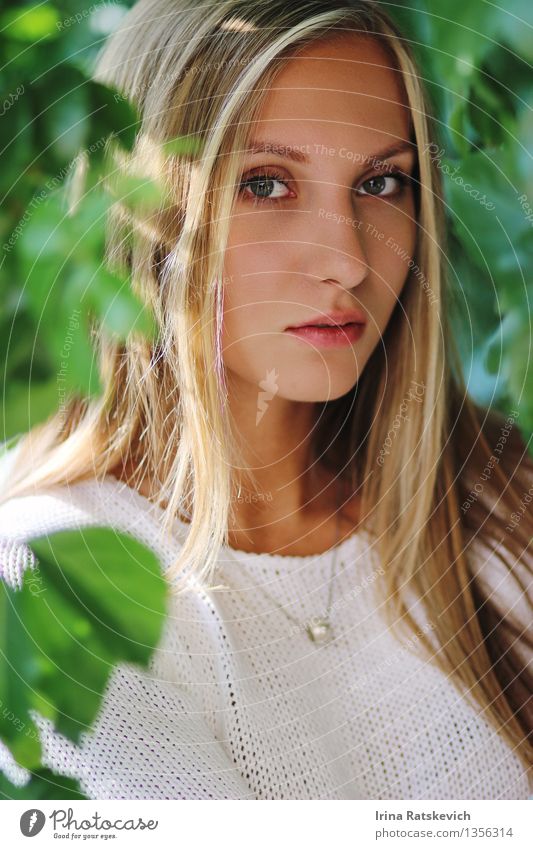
[284,320,366,348]
[285,309,366,331]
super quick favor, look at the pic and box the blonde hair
[4,0,532,777]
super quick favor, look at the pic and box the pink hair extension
[214,275,228,408]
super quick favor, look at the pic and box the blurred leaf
[16,184,156,395]
[423,0,501,86]
[0,767,86,800]
[0,527,168,770]
[86,265,157,340]
[3,380,59,440]
[86,81,141,154]
[495,0,533,61]
[109,172,167,216]
[0,3,60,42]
[444,149,530,278]
[40,68,90,163]
[162,134,205,158]
[0,92,34,198]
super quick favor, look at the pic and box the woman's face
[221,35,417,403]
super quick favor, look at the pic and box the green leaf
[109,172,167,216]
[41,69,90,163]
[0,582,42,769]
[0,4,60,42]
[87,81,141,154]
[3,380,59,441]
[0,90,34,198]
[84,265,157,341]
[445,148,531,279]
[0,528,168,770]
[0,768,86,800]
[162,134,205,158]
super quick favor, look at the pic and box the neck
[224,381,358,555]
[108,383,362,556]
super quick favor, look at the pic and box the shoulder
[0,445,186,589]
[0,441,101,588]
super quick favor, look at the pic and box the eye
[238,168,294,202]
[356,171,411,198]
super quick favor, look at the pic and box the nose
[300,191,370,291]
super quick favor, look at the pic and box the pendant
[306,617,334,645]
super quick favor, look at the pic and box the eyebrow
[245,138,415,166]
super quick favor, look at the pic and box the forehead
[253,35,411,149]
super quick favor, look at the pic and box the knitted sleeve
[0,646,253,800]
[0,445,253,800]
[0,533,253,800]
[32,656,254,800]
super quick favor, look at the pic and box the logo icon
[20,809,46,837]
[256,367,279,425]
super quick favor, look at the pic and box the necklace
[227,481,344,647]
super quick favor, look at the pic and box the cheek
[220,243,281,378]
[221,219,313,390]
[361,203,417,321]
[222,221,297,335]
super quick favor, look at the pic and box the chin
[281,373,360,403]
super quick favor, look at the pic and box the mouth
[284,309,367,347]
[284,320,366,348]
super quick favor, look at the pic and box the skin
[221,34,418,554]
[112,34,417,555]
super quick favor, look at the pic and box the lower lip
[285,322,366,348]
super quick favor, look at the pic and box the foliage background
[0,0,532,798]
[1,0,532,447]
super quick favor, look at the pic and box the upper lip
[285,309,366,329]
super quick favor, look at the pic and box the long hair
[3,0,532,777]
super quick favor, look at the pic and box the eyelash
[238,168,412,203]
[238,169,293,203]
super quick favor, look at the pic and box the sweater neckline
[100,474,371,567]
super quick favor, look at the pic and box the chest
[196,569,530,800]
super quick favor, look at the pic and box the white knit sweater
[0,445,531,800]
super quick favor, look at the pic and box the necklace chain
[227,481,343,646]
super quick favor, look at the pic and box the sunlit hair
[4,0,532,777]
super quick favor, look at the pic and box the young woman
[1,0,532,800]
